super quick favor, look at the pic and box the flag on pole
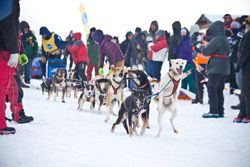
[79,4,89,42]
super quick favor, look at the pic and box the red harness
[164,74,180,97]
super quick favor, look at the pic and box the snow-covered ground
[0,78,249,167]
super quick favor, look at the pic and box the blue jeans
[24,59,33,83]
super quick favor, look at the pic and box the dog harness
[163,73,180,97]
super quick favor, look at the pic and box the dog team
[41,59,188,137]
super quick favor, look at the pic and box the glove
[98,68,104,75]
[7,53,19,68]
[18,54,29,66]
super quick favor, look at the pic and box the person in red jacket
[68,32,89,82]
[148,30,168,81]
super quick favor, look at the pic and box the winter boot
[233,117,243,123]
[12,110,34,124]
[202,112,218,118]
[0,127,16,135]
[242,117,250,123]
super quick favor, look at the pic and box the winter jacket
[229,33,243,63]
[68,32,89,65]
[120,38,132,67]
[148,36,168,61]
[0,0,20,54]
[174,34,193,64]
[237,31,250,70]
[87,38,99,65]
[98,35,124,68]
[168,21,182,60]
[201,21,230,75]
[21,31,38,60]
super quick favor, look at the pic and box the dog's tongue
[177,68,182,75]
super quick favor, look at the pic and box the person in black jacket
[234,16,250,123]
[197,21,230,118]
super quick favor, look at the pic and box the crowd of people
[1,0,249,135]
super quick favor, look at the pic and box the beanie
[90,27,96,33]
[39,26,50,36]
[20,21,30,32]
[92,29,105,44]
[125,31,133,38]
[155,30,165,37]
[135,27,142,33]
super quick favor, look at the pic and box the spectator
[197,21,230,118]
[20,20,38,84]
[234,16,250,123]
[120,31,133,67]
[86,27,99,81]
[39,26,66,77]
[148,30,168,81]
[92,29,124,71]
[67,32,89,82]
[168,21,182,61]
[176,27,196,94]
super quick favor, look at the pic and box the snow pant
[24,58,33,83]
[207,74,227,115]
[147,61,162,81]
[75,62,87,81]
[235,69,243,90]
[0,51,11,129]
[6,72,24,122]
[194,64,206,102]
[238,63,250,118]
[181,63,196,93]
[86,64,98,81]
[229,61,238,93]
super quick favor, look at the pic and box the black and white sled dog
[95,78,111,113]
[127,69,152,131]
[156,59,187,137]
[41,77,53,98]
[66,69,79,99]
[52,68,67,103]
[77,81,95,112]
[111,88,150,136]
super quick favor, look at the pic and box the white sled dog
[157,59,187,137]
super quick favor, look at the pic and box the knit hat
[92,29,105,44]
[135,27,142,33]
[20,21,30,32]
[39,26,50,36]
[155,30,165,37]
[90,27,96,33]
[230,21,241,29]
[125,31,133,38]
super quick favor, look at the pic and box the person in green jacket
[20,21,38,84]
[86,27,99,80]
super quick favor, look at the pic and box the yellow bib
[42,33,58,53]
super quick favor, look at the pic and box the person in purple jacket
[92,29,124,72]
[174,27,196,93]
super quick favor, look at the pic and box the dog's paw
[62,100,65,103]
[173,129,178,134]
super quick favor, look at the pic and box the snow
[1,78,249,167]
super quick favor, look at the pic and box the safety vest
[42,33,58,53]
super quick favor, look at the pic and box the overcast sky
[20,0,250,43]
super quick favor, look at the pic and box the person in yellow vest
[39,26,66,77]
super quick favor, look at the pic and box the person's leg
[207,75,219,115]
[0,58,10,129]
[242,67,250,118]
[94,64,98,76]
[217,75,226,116]
[86,64,94,81]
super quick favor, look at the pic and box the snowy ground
[0,79,249,167]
